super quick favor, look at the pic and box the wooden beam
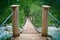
[11,5,20,37]
[41,5,50,37]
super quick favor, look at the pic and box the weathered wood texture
[42,5,50,37]
[11,5,20,37]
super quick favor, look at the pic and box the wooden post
[11,5,20,37]
[41,5,50,37]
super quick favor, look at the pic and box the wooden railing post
[42,5,50,37]
[11,5,20,37]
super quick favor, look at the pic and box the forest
[0,0,60,28]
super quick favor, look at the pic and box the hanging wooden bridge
[10,5,52,40]
[12,18,49,40]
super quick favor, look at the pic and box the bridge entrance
[11,5,51,40]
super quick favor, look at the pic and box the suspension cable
[48,12,60,25]
[1,13,13,25]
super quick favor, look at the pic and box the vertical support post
[11,5,20,37]
[42,5,50,37]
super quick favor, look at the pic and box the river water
[37,27,60,40]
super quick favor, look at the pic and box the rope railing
[1,13,13,25]
[48,12,60,25]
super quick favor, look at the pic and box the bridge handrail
[48,12,60,25]
[1,13,13,25]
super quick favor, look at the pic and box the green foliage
[18,9,25,28]
[30,3,42,27]
[0,0,60,28]
[0,0,17,24]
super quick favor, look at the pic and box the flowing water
[0,26,12,40]
[37,27,60,40]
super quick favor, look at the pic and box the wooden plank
[22,18,38,34]
[11,34,48,40]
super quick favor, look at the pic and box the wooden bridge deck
[22,18,39,34]
[12,18,48,40]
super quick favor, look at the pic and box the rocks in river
[0,26,12,40]
[5,25,13,34]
